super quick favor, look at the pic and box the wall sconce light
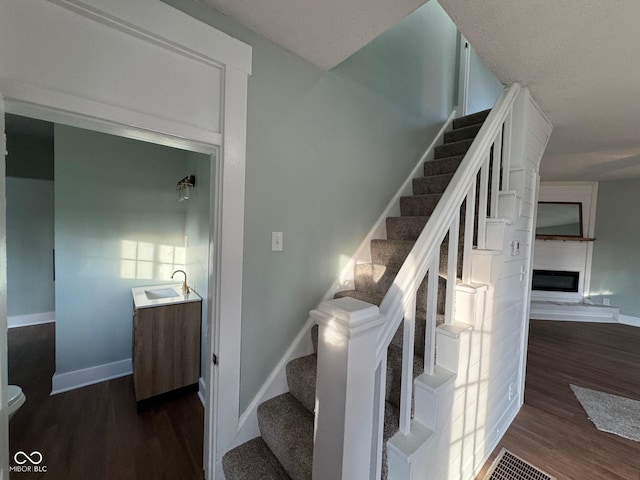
[177,175,196,201]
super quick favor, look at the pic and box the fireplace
[532,270,580,293]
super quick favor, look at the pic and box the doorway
[5,114,214,478]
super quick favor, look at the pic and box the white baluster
[445,213,460,325]
[399,295,417,435]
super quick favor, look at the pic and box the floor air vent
[483,449,556,480]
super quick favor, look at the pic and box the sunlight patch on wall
[120,240,185,280]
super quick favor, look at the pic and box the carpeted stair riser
[390,312,445,359]
[222,438,292,480]
[385,343,425,411]
[424,156,463,177]
[354,263,400,297]
[386,215,430,241]
[412,173,454,195]
[443,123,482,143]
[452,109,490,129]
[286,354,317,415]
[434,138,473,159]
[257,393,314,480]
[400,194,442,216]
[370,239,415,267]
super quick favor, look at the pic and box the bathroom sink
[132,283,201,309]
[144,287,181,300]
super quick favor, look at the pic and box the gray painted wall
[54,125,191,374]
[6,178,55,317]
[163,0,463,411]
[590,178,640,316]
[467,45,503,114]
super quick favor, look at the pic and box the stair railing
[311,83,522,480]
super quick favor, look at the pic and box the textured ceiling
[182,0,640,181]
[197,0,426,70]
[438,0,640,181]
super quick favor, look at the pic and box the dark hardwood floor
[7,323,205,480]
[478,320,640,480]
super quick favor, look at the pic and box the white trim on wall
[7,312,55,329]
[619,314,640,328]
[51,358,133,395]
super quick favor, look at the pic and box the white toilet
[8,385,26,420]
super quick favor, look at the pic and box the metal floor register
[482,449,556,480]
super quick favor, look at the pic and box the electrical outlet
[508,382,515,401]
[603,298,610,306]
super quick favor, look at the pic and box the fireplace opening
[532,270,580,292]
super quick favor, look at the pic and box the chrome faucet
[171,269,190,295]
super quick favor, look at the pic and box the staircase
[222,109,491,480]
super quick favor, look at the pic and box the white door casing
[0,0,251,477]
[0,91,9,479]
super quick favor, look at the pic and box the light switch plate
[272,232,283,251]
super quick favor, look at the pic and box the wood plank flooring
[8,323,205,480]
[477,320,640,480]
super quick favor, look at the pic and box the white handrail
[376,83,521,361]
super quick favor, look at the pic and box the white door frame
[0,1,251,477]
[457,33,471,116]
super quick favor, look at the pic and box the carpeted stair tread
[424,156,463,176]
[286,354,317,414]
[452,109,490,129]
[412,173,454,195]
[434,138,474,159]
[444,123,482,144]
[222,437,292,480]
[400,193,442,216]
[386,216,430,241]
[333,289,383,306]
[371,239,415,266]
[391,312,446,358]
[258,393,314,480]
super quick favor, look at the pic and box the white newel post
[310,297,385,480]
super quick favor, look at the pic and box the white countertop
[132,283,202,310]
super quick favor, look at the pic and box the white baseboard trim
[530,301,619,323]
[8,311,55,328]
[228,316,315,451]
[51,358,133,395]
[619,314,640,328]
[198,377,206,407]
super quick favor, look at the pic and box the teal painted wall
[6,178,55,317]
[54,125,191,373]
[164,0,461,410]
[590,178,640,316]
[467,45,503,114]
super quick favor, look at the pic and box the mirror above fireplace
[536,202,587,239]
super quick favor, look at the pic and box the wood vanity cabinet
[132,300,201,401]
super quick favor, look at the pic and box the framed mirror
[536,202,583,238]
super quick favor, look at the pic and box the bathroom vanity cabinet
[132,299,202,402]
